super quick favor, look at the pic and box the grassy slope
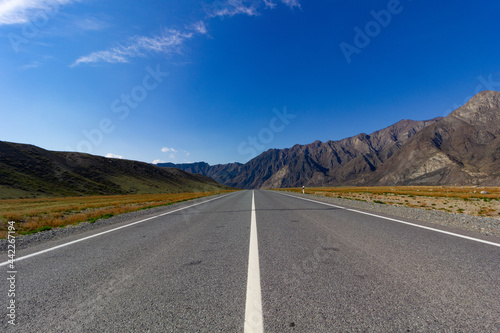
[0,141,232,199]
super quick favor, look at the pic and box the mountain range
[1,91,498,197]
[159,90,500,188]
[0,141,231,199]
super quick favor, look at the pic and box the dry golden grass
[281,186,500,199]
[276,186,500,217]
[0,191,236,238]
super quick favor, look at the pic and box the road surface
[2,190,499,331]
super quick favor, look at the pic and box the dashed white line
[276,191,500,248]
[244,190,264,333]
[0,192,236,267]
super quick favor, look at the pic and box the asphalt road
[2,190,499,332]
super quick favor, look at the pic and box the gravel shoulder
[0,193,230,253]
[280,191,500,239]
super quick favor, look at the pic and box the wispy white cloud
[0,0,75,26]
[105,153,124,159]
[154,148,190,164]
[206,0,300,18]
[280,0,301,9]
[207,0,259,18]
[72,28,195,66]
[161,147,178,153]
[72,0,301,66]
[263,0,276,9]
[74,50,128,65]
[190,20,208,35]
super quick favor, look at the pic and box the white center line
[244,190,264,333]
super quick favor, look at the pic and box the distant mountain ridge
[162,91,500,188]
[0,142,231,199]
[157,161,243,185]
[372,90,500,185]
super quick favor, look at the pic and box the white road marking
[244,190,264,333]
[276,191,500,248]
[0,192,236,267]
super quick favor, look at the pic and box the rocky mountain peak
[449,90,500,128]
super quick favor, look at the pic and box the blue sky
[1,0,499,165]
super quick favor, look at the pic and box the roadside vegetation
[276,186,500,217]
[0,191,236,238]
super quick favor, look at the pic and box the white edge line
[244,190,264,333]
[0,192,236,267]
[274,191,500,248]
